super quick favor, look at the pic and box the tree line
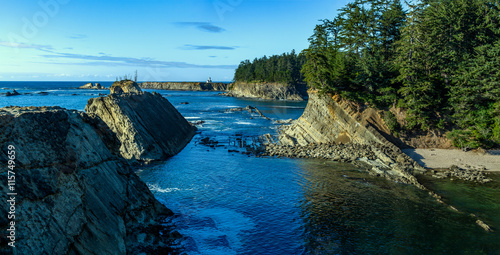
[300,0,500,149]
[233,50,307,85]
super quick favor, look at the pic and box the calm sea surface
[1,82,499,254]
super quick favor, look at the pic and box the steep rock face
[0,106,177,254]
[280,91,391,146]
[278,90,423,182]
[85,91,196,161]
[227,82,308,101]
[140,82,228,91]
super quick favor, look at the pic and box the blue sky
[0,0,349,81]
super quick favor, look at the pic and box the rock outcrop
[0,106,179,254]
[110,80,142,94]
[5,90,21,97]
[227,82,308,101]
[79,82,106,90]
[86,80,196,161]
[273,90,424,183]
[140,82,229,91]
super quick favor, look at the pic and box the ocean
[1,81,499,254]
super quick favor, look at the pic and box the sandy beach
[403,149,500,172]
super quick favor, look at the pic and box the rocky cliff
[227,82,308,101]
[273,90,424,183]
[140,82,229,91]
[268,90,493,231]
[86,81,196,162]
[0,106,179,254]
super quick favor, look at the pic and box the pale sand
[403,149,500,172]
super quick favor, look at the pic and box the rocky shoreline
[257,89,494,231]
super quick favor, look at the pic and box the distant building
[207,77,212,83]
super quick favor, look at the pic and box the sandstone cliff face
[227,82,308,101]
[85,90,196,161]
[0,107,177,254]
[280,91,391,146]
[277,90,423,182]
[140,82,228,91]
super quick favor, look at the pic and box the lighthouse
[207,77,212,83]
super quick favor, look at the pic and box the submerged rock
[0,106,178,254]
[86,81,196,161]
[5,89,21,97]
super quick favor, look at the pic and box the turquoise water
[1,82,499,254]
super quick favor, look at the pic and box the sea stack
[0,106,178,254]
[86,80,196,161]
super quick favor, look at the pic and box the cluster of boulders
[263,142,420,171]
[79,82,106,90]
[432,165,492,183]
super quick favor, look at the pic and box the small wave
[185,117,201,119]
[235,121,256,125]
[148,184,192,193]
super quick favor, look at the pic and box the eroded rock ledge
[86,80,197,162]
[227,82,308,101]
[0,106,179,254]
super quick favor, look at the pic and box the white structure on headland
[207,77,212,83]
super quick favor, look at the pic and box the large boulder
[0,106,178,254]
[110,80,142,94]
[79,83,94,89]
[86,89,196,161]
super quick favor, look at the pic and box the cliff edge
[0,106,178,254]
[227,82,308,101]
[140,82,228,91]
[86,80,196,161]
[270,90,424,184]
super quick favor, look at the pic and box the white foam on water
[185,116,201,119]
[234,121,256,125]
[148,184,192,193]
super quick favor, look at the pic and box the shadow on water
[297,160,500,255]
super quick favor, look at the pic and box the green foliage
[384,111,401,136]
[298,0,500,148]
[300,0,405,107]
[233,50,306,85]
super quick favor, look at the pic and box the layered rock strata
[140,82,228,91]
[86,80,196,161]
[267,90,492,231]
[0,106,178,254]
[274,91,422,182]
[227,82,308,100]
